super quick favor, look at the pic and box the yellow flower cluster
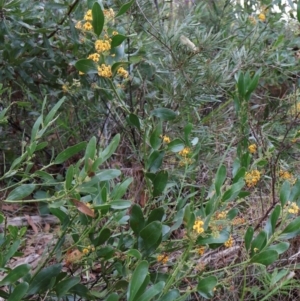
[161,135,170,144]
[82,245,95,255]
[98,64,112,78]
[87,53,100,62]
[117,67,129,78]
[224,235,233,248]
[83,22,93,31]
[84,9,93,21]
[193,218,204,234]
[179,147,191,157]
[112,31,118,36]
[258,13,266,22]
[95,39,111,53]
[245,170,261,188]
[179,157,193,166]
[215,211,228,220]
[231,217,245,225]
[103,8,115,20]
[157,254,168,264]
[62,84,68,93]
[197,247,206,256]
[288,202,299,214]
[248,143,257,154]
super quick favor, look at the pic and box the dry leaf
[24,214,39,234]
[71,199,95,218]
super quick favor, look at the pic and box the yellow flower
[288,202,299,214]
[245,170,261,188]
[215,211,228,220]
[103,8,115,20]
[258,13,266,22]
[248,143,257,154]
[161,135,170,144]
[98,64,112,78]
[84,9,93,21]
[82,248,89,255]
[79,71,85,76]
[279,170,296,184]
[117,67,128,78]
[62,84,68,93]
[193,218,204,234]
[87,53,100,62]
[231,217,245,225]
[95,39,111,53]
[83,22,93,31]
[197,247,206,256]
[253,247,259,253]
[224,235,233,248]
[178,147,191,157]
[112,31,118,36]
[75,21,82,29]
[157,254,168,264]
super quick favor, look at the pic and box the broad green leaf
[158,289,180,301]
[135,275,150,301]
[136,281,165,301]
[280,180,291,207]
[7,184,35,200]
[251,231,267,256]
[44,97,65,125]
[56,277,80,298]
[65,165,74,190]
[270,269,289,287]
[150,125,162,150]
[0,264,30,286]
[130,204,145,236]
[150,108,177,121]
[126,249,142,260]
[98,134,120,164]
[153,171,168,197]
[7,282,29,301]
[111,34,127,48]
[127,113,141,130]
[112,62,128,75]
[167,139,185,152]
[290,178,300,201]
[215,165,226,196]
[244,226,254,251]
[250,250,278,266]
[184,123,193,144]
[279,216,300,239]
[75,59,97,74]
[96,169,121,181]
[146,207,164,225]
[226,208,238,220]
[264,205,281,238]
[116,0,134,17]
[233,167,245,183]
[197,229,229,245]
[140,221,162,252]
[197,276,217,299]
[27,264,62,295]
[298,0,300,23]
[105,293,119,301]
[85,136,96,170]
[266,242,290,255]
[91,228,111,246]
[92,2,104,36]
[147,150,164,173]
[54,142,86,164]
[31,115,43,142]
[69,283,95,299]
[245,69,261,99]
[127,261,149,301]
[222,179,245,202]
[111,178,133,200]
[110,200,131,210]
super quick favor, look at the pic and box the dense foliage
[2,0,300,300]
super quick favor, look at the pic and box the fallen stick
[0,215,59,229]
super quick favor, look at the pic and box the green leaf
[264,205,281,238]
[92,2,104,36]
[75,59,97,74]
[127,261,149,301]
[111,178,133,200]
[245,69,261,99]
[7,184,35,200]
[85,136,96,169]
[265,242,290,255]
[127,114,141,130]
[111,34,127,48]
[110,200,131,210]
[27,264,61,295]
[54,142,86,164]
[153,171,168,197]
[237,71,245,97]
[227,208,238,220]
[196,229,229,245]
[140,221,162,252]
[150,108,177,121]
[116,0,134,17]
[7,282,29,301]
[126,249,142,260]
[96,169,121,181]
[111,62,128,75]
[167,139,185,152]
[279,216,300,239]
[146,207,164,225]
[150,125,162,150]
[31,115,43,141]
[56,277,80,298]
[197,276,217,299]
[92,228,111,246]
[290,178,300,201]
[250,250,278,266]
[244,226,254,251]
[233,167,245,183]
[0,264,30,286]
[157,289,180,301]
[297,0,300,23]
[65,165,74,190]
[98,134,120,165]
[136,281,165,301]
[69,283,95,299]
[280,181,291,207]
[130,204,145,236]
[147,150,164,173]
[215,165,226,196]
[105,293,119,301]
[44,97,65,126]
[184,123,193,144]
[221,179,245,202]
[251,231,267,255]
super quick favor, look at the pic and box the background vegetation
[1,0,300,300]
